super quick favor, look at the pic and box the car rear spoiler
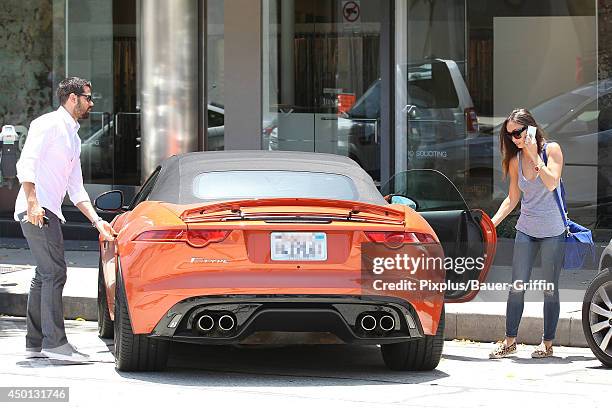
[179,198,406,225]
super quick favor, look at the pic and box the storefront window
[207,0,225,150]
[395,0,610,243]
[263,0,389,181]
[0,0,140,220]
[0,1,61,217]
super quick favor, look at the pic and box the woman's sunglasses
[506,126,526,139]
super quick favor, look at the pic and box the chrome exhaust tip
[218,314,236,331]
[379,315,395,331]
[360,314,377,331]
[196,314,215,332]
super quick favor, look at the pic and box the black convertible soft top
[147,150,386,205]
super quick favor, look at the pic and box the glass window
[129,167,160,209]
[393,0,611,245]
[401,61,460,109]
[208,108,225,128]
[531,90,592,129]
[262,0,390,181]
[192,171,358,201]
[0,0,139,220]
[207,0,225,150]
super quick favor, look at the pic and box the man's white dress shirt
[14,106,90,222]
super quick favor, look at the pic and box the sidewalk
[0,244,593,347]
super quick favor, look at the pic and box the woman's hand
[522,134,539,164]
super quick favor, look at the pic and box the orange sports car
[95,151,496,372]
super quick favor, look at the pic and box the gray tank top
[515,149,565,238]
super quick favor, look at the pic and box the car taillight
[134,229,230,248]
[365,232,437,244]
[134,230,186,242]
[186,230,230,247]
[465,107,479,133]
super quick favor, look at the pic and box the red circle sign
[343,1,360,23]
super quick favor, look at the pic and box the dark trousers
[19,209,68,349]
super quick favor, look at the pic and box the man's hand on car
[95,220,117,241]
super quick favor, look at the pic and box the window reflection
[395,0,611,241]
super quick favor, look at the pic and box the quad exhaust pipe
[195,312,236,334]
[360,314,377,331]
[379,315,395,331]
[218,314,236,331]
[359,313,395,334]
[196,314,215,332]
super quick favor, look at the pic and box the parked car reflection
[406,80,612,233]
[341,58,479,180]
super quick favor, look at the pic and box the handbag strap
[541,142,570,231]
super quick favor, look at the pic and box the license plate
[270,232,327,261]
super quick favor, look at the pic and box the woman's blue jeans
[505,230,565,342]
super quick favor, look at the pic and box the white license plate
[270,232,327,261]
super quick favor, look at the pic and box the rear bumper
[150,295,427,345]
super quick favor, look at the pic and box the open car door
[381,169,497,302]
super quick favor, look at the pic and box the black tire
[381,307,445,371]
[114,270,169,371]
[97,259,114,339]
[582,268,612,368]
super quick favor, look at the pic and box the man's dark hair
[56,77,92,105]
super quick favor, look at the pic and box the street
[0,316,610,408]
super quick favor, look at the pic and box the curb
[443,311,588,347]
[0,291,588,348]
[0,292,96,322]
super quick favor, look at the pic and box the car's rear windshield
[192,171,359,201]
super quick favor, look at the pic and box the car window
[129,167,161,209]
[347,80,381,119]
[531,91,591,129]
[556,100,599,136]
[381,169,468,211]
[399,61,459,109]
[192,170,358,201]
[208,110,224,127]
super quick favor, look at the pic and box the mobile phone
[527,126,537,144]
[20,215,49,227]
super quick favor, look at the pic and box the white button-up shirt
[14,106,90,222]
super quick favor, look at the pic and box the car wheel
[97,259,114,339]
[381,307,445,371]
[114,270,169,372]
[582,268,612,367]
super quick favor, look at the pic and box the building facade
[0,0,610,246]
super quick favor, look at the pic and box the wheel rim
[589,280,612,358]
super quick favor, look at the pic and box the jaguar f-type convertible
[95,151,496,372]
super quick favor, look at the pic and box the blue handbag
[542,144,595,269]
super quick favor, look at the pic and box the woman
[489,108,565,359]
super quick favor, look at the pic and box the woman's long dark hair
[499,108,546,177]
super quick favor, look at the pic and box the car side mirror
[95,190,124,212]
[389,194,418,210]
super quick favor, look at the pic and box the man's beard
[76,101,90,119]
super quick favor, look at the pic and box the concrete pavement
[0,242,599,347]
[0,316,609,408]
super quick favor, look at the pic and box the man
[14,77,116,362]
